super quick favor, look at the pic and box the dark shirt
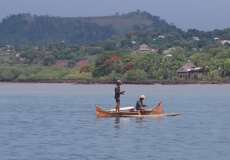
[114,86,120,99]
[136,99,145,110]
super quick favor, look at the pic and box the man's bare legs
[115,102,120,112]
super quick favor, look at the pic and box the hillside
[90,11,173,36]
[0,11,176,46]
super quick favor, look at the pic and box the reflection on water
[114,117,120,129]
[115,117,120,124]
[135,117,145,123]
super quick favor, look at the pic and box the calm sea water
[0,83,229,160]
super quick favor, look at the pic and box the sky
[0,0,230,31]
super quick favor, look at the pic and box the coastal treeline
[1,45,230,82]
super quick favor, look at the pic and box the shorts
[115,97,120,102]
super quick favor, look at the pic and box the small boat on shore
[95,101,182,118]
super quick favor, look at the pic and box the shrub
[125,69,148,81]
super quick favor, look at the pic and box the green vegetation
[0,65,92,81]
[0,11,175,46]
[1,11,230,83]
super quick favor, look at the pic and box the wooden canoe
[95,101,182,117]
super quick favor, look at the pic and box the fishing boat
[95,101,182,118]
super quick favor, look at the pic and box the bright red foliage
[123,61,134,72]
[102,56,122,70]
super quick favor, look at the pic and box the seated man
[136,95,148,110]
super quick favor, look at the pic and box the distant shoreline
[1,79,230,85]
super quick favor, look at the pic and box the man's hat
[140,95,145,99]
[117,80,122,84]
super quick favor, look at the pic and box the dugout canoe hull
[95,101,182,117]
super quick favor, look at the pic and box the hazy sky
[0,0,229,31]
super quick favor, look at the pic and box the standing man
[114,80,125,112]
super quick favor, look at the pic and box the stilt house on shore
[177,60,203,79]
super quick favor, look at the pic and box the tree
[68,59,76,68]
[102,56,123,73]
[123,61,134,72]
[223,58,230,76]
[44,55,55,66]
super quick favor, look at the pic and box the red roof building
[138,44,150,51]
[220,40,230,45]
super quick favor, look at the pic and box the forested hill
[0,11,176,46]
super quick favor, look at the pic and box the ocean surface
[0,83,229,160]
